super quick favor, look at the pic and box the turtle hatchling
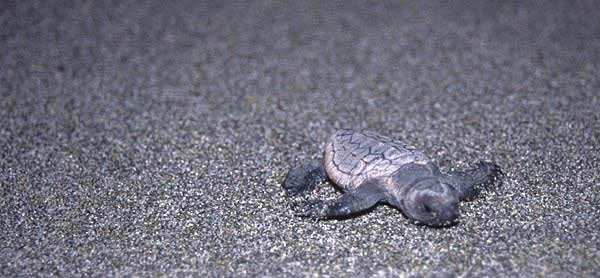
[282,129,502,226]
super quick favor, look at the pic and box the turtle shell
[323,129,430,190]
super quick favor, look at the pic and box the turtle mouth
[411,210,459,227]
[417,206,460,227]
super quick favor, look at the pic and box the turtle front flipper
[444,161,503,201]
[282,160,328,196]
[295,179,385,219]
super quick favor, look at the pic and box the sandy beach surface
[1,1,599,276]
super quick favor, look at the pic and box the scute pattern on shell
[324,130,430,190]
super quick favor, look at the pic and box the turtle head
[404,178,460,227]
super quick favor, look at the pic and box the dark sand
[1,1,599,276]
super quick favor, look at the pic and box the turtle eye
[422,203,434,214]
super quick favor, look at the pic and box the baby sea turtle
[282,129,502,226]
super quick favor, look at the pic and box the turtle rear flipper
[282,160,328,196]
